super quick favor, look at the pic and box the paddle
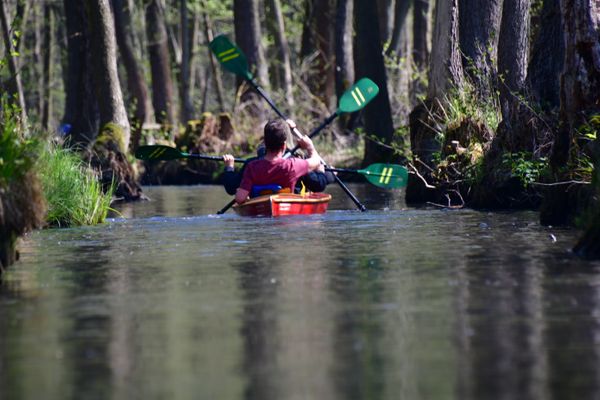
[209,34,370,212]
[328,163,408,190]
[135,145,245,163]
[285,77,379,156]
[135,145,407,190]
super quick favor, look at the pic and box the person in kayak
[222,121,335,196]
[231,118,325,204]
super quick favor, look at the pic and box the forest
[1,0,600,269]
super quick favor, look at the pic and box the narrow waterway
[1,185,599,400]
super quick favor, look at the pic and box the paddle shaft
[187,153,245,163]
[249,79,367,212]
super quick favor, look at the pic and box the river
[1,185,599,400]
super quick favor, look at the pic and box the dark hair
[263,119,289,151]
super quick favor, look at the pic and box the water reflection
[2,187,600,400]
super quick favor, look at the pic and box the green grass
[38,143,114,227]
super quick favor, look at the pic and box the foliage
[0,99,37,187]
[38,143,114,227]
[439,82,501,133]
[501,152,548,187]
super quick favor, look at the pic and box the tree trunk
[386,0,412,57]
[179,0,194,123]
[542,0,600,228]
[41,3,53,131]
[527,0,563,111]
[335,0,354,98]
[458,0,503,90]
[267,0,294,110]
[428,0,463,99]
[553,0,600,168]
[299,0,336,108]
[354,0,396,165]
[377,0,394,43]
[86,0,130,149]
[12,0,29,53]
[63,0,99,148]
[146,0,176,132]
[234,0,269,89]
[571,0,600,254]
[112,0,152,150]
[406,0,463,204]
[0,0,28,128]
[201,7,225,111]
[495,0,530,150]
[412,0,429,70]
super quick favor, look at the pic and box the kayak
[233,193,332,217]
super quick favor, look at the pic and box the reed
[38,144,114,227]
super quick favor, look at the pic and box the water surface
[1,185,599,400]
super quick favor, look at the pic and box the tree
[146,0,176,131]
[565,0,600,257]
[179,0,194,123]
[300,0,336,108]
[234,0,269,89]
[386,0,412,57]
[458,0,503,92]
[63,0,99,147]
[495,0,530,150]
[266,0,294,110]
[41,3,53,131]
[354,0,395,165]
[0,0,28,127]
[201,5,225,111]
[551,0,600,168]
[406,0,463,203]
[87,0,130,148]
[113,0,153,149]
[527,0,563,111]
[412,0,429,70]
[335,0,354,98]
[376,0,394,43]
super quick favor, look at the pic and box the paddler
[222,119,335,197]
[227,118,325,205]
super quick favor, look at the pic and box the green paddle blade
[135,145,187,161]
[209,35,253,81]
[338,78,379,114]
[360,163,408,189]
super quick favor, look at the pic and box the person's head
[263,119,290,152]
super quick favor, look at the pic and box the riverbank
[1,105,115,273]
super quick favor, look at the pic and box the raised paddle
[285,78,379,157]
[135,144,408,190]
[210,34,369,212]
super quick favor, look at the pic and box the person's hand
[316,163,325,173]
[223,154,235,169]
[286,119,297,132]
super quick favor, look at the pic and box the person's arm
[296,135,324,173]
[235,188,249,204]
[222,154,240,195]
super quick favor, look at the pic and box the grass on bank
[38,142,114,227]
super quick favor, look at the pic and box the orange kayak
[233,193,332,217]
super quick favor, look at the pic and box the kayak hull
[233,193,332,217]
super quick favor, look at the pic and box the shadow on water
[3,186,600,399]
